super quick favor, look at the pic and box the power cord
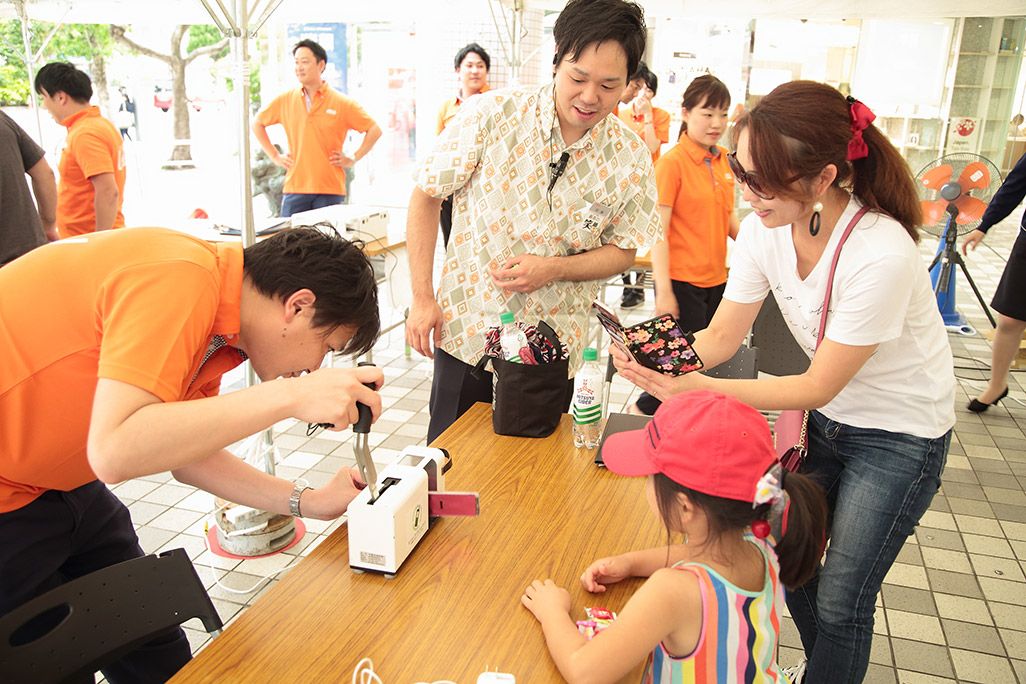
[352,658,458,684]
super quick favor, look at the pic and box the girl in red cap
[522,391,827,683]
[611,81,955,683]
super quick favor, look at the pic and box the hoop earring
[809,201,824,237]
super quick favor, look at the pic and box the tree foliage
[0,20,113,106]
[110,24,229,163]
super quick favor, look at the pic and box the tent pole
[15,0,44,142]
[201,0,274,477]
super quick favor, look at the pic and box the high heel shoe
[967,386,1009,413]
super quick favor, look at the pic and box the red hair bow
[846,96,875,161]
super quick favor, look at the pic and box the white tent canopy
[3,0,1024,24]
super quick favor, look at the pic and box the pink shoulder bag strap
[776,204,870,471]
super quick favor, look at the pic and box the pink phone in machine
[428,492,480,517]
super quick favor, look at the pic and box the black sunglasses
[727,152,774,200]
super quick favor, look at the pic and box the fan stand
[926,202,996,334]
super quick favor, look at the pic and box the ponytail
[850,125,922,242]
[774,471,828,589]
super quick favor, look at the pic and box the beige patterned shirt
[417,84,662,375]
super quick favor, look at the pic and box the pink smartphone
[428,492,480,517]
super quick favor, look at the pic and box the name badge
[581,202,613,232]
[326,108,337,115]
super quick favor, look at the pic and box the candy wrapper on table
[472,318,572,438]
[577,607,617,640]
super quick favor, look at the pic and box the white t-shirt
[725,198,955,439]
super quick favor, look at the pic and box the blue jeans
[785,411,951,683]
[281,192,345,217]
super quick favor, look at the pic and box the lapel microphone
[547,151,571,195]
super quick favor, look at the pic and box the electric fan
[916,153,1002,334]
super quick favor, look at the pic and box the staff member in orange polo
[616,65,670,163]
[632,74,737,415]
[35,62,126,238]
[436,42,491,248]
[0,227,385,681]
[253,39,382,217]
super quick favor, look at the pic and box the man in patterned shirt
[406,0,662,442]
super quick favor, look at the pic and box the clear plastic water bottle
[572,348,605,449]
[499,312,529,363]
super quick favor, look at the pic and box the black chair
[0,548,222,684]
[751,296,810,377]
[702,344,760,380]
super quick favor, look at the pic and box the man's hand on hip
[329,151,355,168]
[273,152,295,169]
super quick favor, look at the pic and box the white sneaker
[780,659,806,684]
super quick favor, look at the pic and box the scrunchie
[846,95,876,161]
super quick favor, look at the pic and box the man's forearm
[551,243,636,282]
[354,124,382,162]
[89,378,300,483]
[28,158,57,228]
[252,122,279,159]
[173,449,293,516]
[93,187,119,230]
[407,188,444,300]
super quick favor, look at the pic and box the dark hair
[243,228,380,356]
[629,60,648,83]
[732,80,922,241]
[34,62,92,103]
[653,470,827,589]
[640,66,658,95]
[454,42,491,71]
[677,74,730,139]
[553,0,646,85]
[293,39,328,65]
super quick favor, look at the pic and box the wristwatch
[289,483,311,517]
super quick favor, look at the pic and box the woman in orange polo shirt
[633,74,737,415]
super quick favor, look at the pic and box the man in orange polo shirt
[435,42,491,248]
[253,39,382,217]
[0,227,384,680]
[35,62,126,238]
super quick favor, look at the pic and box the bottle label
[573,403,603,425]
[572,377,602,425]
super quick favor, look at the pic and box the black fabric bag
[474,355,571,438]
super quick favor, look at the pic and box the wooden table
[172,403,662,683]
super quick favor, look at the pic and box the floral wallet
[593,301,704,377]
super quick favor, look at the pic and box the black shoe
[620,290,644,309]
[967,386,1009,413]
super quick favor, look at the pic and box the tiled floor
[105,206,1026,683]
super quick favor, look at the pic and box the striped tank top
[642,533,787,683]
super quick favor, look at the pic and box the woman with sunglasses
[612,80,955,684]
[630,74,738,415]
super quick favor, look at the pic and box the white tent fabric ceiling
[2,0,1023,25]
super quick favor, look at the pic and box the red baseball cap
[603,390,776,503]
